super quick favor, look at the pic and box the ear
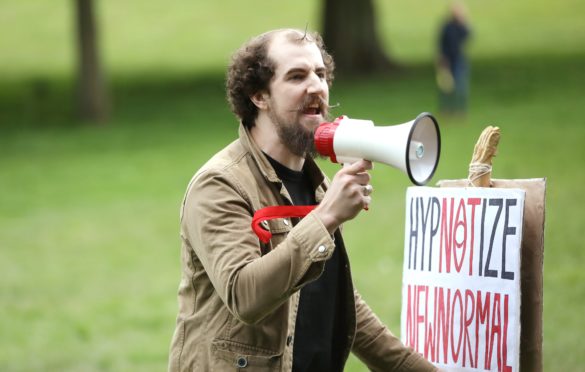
[250,91,269,110]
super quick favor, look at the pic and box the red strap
[252,205,317,243]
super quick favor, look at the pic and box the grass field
[1,0,584,371]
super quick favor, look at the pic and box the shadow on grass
[0,71,232,133]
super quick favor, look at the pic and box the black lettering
[485,198,503,278]
[501,198,517,280]
[479,199,487,276]
[429,197,441,271]
[420,197,434,271]
[409,196,418,269]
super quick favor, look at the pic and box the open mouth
[302,103,322,116]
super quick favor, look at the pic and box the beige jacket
[168,124,436,372]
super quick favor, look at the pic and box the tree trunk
[322,0,397,75]
[75,0,109,123]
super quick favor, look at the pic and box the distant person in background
[437,2,471,115]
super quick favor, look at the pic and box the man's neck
[250,117,305,171]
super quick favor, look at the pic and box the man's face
[264,35,330,158]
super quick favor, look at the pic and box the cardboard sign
[438,178,546,372]
[400,187,525,372]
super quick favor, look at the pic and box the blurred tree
[75,0,109,123]
[322,0,396,74]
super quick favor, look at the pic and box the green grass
[1,0,584,371]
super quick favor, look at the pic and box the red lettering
[439,198,454,273]
[424,286,436,360]
[502,294,512,372]
[454,198,467,273]
[462,290,476,368]
[406,284,415,348]
[467,198,481,276]
[475,291,491,369]
[436,287,451,364]
[416,285,428,351]
[450,290,464,363]
[487,293,502,370]
[404,285,516,370]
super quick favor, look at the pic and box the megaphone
[314,112,441,185]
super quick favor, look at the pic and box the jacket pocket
[264,218,292,253]
[211,339,282,371]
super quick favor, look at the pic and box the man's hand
[314,159,373,233]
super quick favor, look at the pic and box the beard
[270,110,317,158]
[268,96,330,159]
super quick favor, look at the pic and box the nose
[306,72,326,95]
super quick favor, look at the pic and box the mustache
[287,96,340,113]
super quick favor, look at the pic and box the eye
[289,74,304,81]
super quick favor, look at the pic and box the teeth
[302,101,321,114]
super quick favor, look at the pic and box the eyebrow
[284,66,326,77]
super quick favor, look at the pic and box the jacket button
[286,335,293,346]
[236,356,248,368]
[283,219,289,226]
[317,245,326,253]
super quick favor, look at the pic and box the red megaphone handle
[251,205,317,244]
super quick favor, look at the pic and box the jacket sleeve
[351,290,437,372]
[181,169,335,324]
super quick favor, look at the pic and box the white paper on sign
[400,187,525,372]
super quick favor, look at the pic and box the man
[168,29,437,371]
[437,1,471,115]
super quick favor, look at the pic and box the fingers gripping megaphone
[314,112,441,185]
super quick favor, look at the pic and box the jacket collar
[238,123,326,202]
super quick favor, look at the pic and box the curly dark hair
[226,29,335,129]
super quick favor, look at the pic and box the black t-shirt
[265,155,344,372]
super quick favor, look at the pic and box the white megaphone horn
[314,112,441,185]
